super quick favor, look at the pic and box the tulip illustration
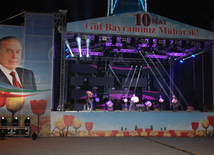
[136,128,143,136]
[158,131,165,137]
[63,115,75,137]
[54,118,66,137]
[0,96,6,107]
[145,128,151,136]
[201,119,209,136]
[207,116,214,136]
[30,99,47,136]
[191,122,199,136]
[6,97,26,125]
[111,130,118,136]
[73,119,82,136]
[85,122,93,136]
[169,130,176,137]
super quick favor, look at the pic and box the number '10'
[135,13,151,26]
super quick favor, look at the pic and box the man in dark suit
[0,36,37,90]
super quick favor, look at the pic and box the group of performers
[85,91,179,111]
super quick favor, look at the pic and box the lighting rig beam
[75,34,82,57]
[65,40,74,57]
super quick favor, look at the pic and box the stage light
[65,53,70,58]
[180,60,183,63]
[174,40,180,45]
[24,117,30,126]
[190,41,196,46]
[65,40,74,57]
[191,54,195,58]
[1,117,7,126]
[13,117,19,126]
[121,37,127,43]
[158,39,163,45]
[102,35,107,42]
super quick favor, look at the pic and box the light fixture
[180,60,183,63]
[121,37,127,43]
[13,117,19,126]
[191,54,195,58]
[24,117,30,126]
[1,117,7,126]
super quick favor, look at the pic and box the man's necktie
[10,71,21,88]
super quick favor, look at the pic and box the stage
[50,110,214,138]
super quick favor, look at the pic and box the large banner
[0,13,53,136]
[67,11,213,40]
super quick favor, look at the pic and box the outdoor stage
[51,110,214,138]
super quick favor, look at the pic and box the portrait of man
[0,36,37,90]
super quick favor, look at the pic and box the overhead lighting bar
[145,54,168,59]
[167,52,186,57]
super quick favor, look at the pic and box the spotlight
[13,117,19,126]
[180,60,183,63]
[1,117,7,126]
[32,132,37,140]
[191,54,195,58]
[121,37,127,43]
[24,117,30,126]
[65,53,70,58]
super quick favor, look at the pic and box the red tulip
[0,96,6,107]
[145,128,151,136]
[191,122,199,130]
[137,128,143,136]
[63,115,75,127]
[158,131,164,137]
[30,99,47,115]
[123,131,129,137]
[169,130,176,137]
[85,122,93,131]
[112,130,118,136]
[207,116,214,126]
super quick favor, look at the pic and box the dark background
[0,0,213,31]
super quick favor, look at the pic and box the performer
[142,96,148,111]
[104,95,109,110]
[92,94,99,110]
[121,95,125,110]
[171,95,178,111]
[159,95,164,110]
[86,91,93,110]
[129,94,139,111]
